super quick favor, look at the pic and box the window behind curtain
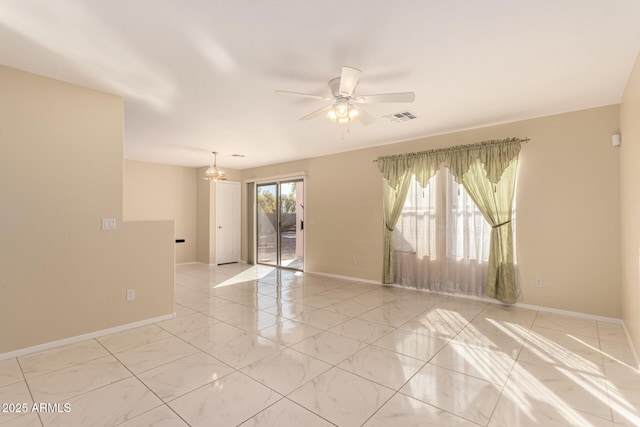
[447,171,491,262]
[393,167,493,295]
[394,176,436,256]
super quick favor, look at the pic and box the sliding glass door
[257,183,278,266]
[279,181,304,270]
[256,180,304,270]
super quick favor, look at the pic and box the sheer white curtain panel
[394,169,493,297]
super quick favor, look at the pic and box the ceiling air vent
[384,110,418,123]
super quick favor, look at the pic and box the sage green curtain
[461,158,518,303]
[382,171,413,284]
[377,138,523,303]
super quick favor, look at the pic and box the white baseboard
[305,270,382,285]
[384,281,623,323]
[176,261,197,266]
[193,261,246,266]
[306,272,619,323]
[0,313,175,361]
[512,302,622,324]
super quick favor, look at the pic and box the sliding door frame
[252,174,306,272]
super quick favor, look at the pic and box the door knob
[218,226,222,229]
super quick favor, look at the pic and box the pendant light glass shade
[326,99,359,125]
[203,152,227,181]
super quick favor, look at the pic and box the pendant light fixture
[203,151,227,181]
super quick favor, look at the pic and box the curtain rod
[371,137,530,162]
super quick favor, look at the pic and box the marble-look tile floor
[1,263,639,426]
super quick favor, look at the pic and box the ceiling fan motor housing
[329,77,351,97]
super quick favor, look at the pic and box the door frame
[254,175,306,272]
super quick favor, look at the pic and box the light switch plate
[102,218,116,230]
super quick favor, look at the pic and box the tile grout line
[94,334,194,427]
[222,291,404,425]
[357,303,489,427]
[481,309,540,426]
[596,321,618,425]
[14,356,45,427]
[172,270,416,424]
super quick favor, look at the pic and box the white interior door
[216,181,241,264]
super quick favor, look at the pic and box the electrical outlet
[352,258,357,265]
[535,278,543,288]
[102,218,116,230]
[126,289,135,301]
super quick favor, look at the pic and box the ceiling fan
[275,66,415,125]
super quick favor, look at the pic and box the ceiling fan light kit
[203,151,227,181]
[326,98,359,124]
[276,66,415,126]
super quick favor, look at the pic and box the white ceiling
[1,1,639,169]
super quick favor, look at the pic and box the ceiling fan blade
[275,90,331,101]
[350,104,376,125]
[300,104,333,121]
[339,66,361,96]
[353,92,415,104]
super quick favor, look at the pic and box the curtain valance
[377,136,526,304]
[377,137,523,188]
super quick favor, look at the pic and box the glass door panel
[256,180,304,271]
[256,183,278,266]
[279,181,304,270]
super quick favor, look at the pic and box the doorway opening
[256,179,304,271]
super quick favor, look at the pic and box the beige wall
[124,160,196,264]
[195,167,242,264]
[620,51,640,357]
[0,66,174,354]
[196,167,212,264]
[242,105,621,318]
